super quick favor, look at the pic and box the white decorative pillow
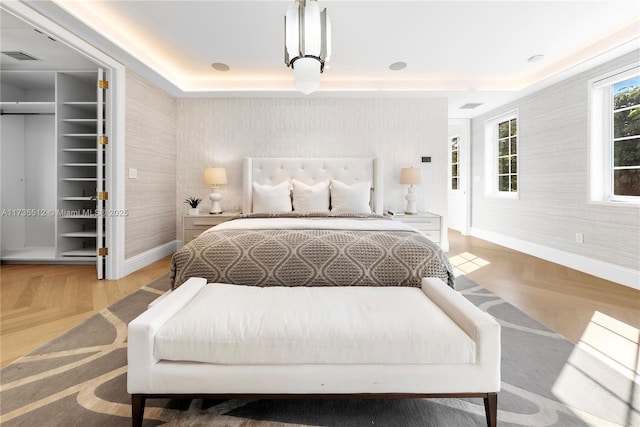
[252,181,292,213]
[330,180,372,214]
[292,179,330,212]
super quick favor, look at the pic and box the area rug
[1,275,637,426]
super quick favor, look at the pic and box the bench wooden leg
[483,392,497,427]
[132,394,146,427]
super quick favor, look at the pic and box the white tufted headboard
[242,157,384,214]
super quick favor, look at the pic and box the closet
[1,69,107,277]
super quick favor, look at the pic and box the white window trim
[484,109,519,199]
[449,134,463,193]
[588,64,640,206]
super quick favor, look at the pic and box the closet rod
[0,112,55,116]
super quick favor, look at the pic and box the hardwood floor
[0,256,170,367]
[447,231,640,344]
[1,231,638,368]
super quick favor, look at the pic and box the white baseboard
[123,240,179,277]
[470,228,640,290]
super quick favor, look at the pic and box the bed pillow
[330,180,372,214]
[291,179,330,213]
[252,181,292,213]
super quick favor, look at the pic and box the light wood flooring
[1,230,639,368]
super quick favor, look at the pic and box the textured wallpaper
[125,70,177,258]
[176,97,448,243]
[470,51,640,272]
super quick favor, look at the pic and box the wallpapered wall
[176,97,449,243]
[470,50,640,272]
[125,70,177,258]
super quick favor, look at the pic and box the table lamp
[203,167,227,214]
[399,167,422,215]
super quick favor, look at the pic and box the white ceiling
[2,1,639,118]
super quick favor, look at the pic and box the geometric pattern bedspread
[170,226,454,290]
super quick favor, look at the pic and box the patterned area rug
[1,275,637,426]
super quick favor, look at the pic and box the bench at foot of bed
[128,277,501,427]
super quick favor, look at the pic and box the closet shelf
[61,196,95,201]
[63,148,98,153]
[62,178,98,182]
[62,163,97,167]
[62,133,97,138]
[0,101,55,115]
[62,231,98,238]
[61,249,96,257]
[63,102,97,112]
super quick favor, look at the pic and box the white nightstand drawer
[401,219,441,231]
[182,212,240,244]
[385,212,442,246]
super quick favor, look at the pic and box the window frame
[484,110,519,198]
[589,64,640,206]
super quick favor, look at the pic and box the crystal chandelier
[284,0,331,95]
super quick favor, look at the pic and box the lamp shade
[399,167,422,185]
[203,167,227,186]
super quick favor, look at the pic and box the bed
[170,157,454,290]
[128,157,500,427]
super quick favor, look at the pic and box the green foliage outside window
[497,118,517,192]
[612,79,640,196]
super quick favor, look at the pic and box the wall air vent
[1,51,40,61]
[460,103,483,109]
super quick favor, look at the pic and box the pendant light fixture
[284,0,331,95]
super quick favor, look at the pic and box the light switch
[129,168,138,179]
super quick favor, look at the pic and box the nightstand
[385,212,442,245]
[183,211,241,244]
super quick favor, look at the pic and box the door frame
[4,1,126,279]
[447,119,471,235]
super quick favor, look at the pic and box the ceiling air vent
[1,51,40,61]
[460,103,483,109]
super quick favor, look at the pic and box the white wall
[1,116,27,251]
[24,115,56,246]
[176,97,449,246]
[470,50,640,287]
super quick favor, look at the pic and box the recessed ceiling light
[211,63,230,72]
[389,62,407,71]
[527,54,545,64]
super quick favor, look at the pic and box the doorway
[447,119,471,235]
[1,4,124,279]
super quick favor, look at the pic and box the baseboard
[123,240,179,277]
[470,228,640,290]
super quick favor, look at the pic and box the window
[485,111,518,196]
[450,136,460,190]
[612,77,639,196]
[590,66,640,204]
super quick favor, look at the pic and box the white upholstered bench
[127,277,501,426]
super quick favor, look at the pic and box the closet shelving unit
[56,72,102,261]
[1,70,106,275]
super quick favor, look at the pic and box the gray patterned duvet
[170,213,454,289]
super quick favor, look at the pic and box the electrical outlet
[575,232,584,243]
